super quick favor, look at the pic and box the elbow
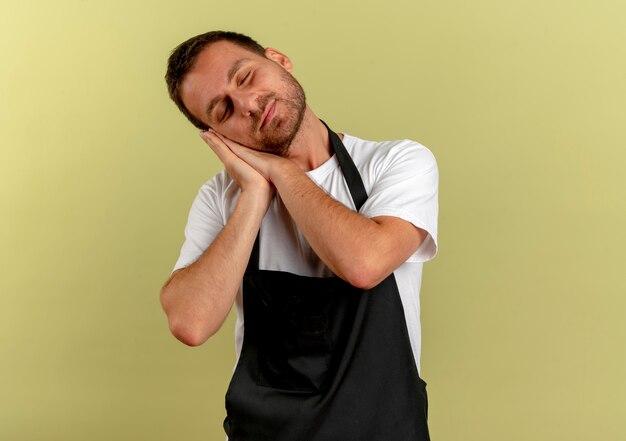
[343,260,387,291]
[168,317,212,347]
[346,274,380,291]
[160,293,213,347]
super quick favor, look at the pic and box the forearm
[271,162,421,289]
[160,191,268,346]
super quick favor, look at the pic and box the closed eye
[238,71,251,86]
[219,99,232,122]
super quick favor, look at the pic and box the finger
[206,131,258,158]
[205,131,267,171]
[199,130,239,165]
[225,139,265,163]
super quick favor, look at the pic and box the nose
[231,90,260,117]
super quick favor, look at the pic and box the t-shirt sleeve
[359,141,439,263]
[172,176,227,272]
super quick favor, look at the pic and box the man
[161,31,438,440]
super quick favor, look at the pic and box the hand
[200,130,274,205]
[205,132,293,182]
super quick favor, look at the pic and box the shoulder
[195,170,238,203]
[186,170,241,223]
[342,133,438,175]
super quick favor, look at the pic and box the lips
[259,99,276,130]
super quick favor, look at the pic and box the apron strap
[320,120,368,211]
[246,121,367,272]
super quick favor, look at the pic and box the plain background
[1,0,625,440]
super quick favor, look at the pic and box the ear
[264,47,293,72]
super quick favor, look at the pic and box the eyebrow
[205,57,252,121]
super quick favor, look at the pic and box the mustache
[253,93,277,127]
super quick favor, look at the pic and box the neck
[286,106,335,171]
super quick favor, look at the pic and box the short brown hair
[165,31,265,130]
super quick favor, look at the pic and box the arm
[160,134,273,346]
[208,131,429,290]
[270,160,426,289]
[264,160,426,289]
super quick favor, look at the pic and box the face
[179,40,306,156]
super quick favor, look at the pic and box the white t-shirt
[173,133,439,372]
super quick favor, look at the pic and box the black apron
[223,123,430,441]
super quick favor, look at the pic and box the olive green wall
[1,0,624,440]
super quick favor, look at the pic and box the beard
[252,69,306,157]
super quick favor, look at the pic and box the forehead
[193,40,259,77]
[179,41,264,119]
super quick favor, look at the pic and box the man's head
[165,31,307,156]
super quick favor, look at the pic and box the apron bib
[223,123,430,441]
